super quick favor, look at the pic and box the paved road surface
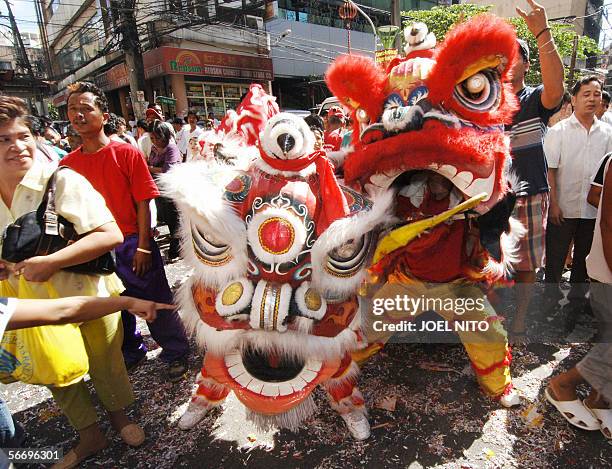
[3,255,611,468]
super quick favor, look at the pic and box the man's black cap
[517,39,530,63]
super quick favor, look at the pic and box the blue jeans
[0,397,24,447]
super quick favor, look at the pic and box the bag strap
[39,167,69,236]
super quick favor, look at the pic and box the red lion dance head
[325,15,523,406]
[326,15,521,283]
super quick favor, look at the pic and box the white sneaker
[340,410,371,440]
[500,389,521,408]
[178,402,211,430]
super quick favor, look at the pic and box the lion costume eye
[453,70,500,112]
[191,222,232,266]
[326,235,371,277]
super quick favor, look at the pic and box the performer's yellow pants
[365,280,511,397]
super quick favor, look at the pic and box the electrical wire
[39,0,372,59]
[44,15,106,51]
[218,20,375,54]
[21,1,612,82]
[167,22,347,60]
[16,0,93,7]
[20,16,106,46]
[158,17,376,59]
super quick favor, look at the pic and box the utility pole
[34,0,53,80]
[390,0,401,50]
[4,0,35,78]
[568,34,579,85]
[114,0,148,119]
[4,0,44,114]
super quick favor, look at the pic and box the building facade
[44,0,272,119]
[265,0,441,109]
[0,31,49,113]
[0,32,47,79]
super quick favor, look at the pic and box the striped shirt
[507,85,559,197]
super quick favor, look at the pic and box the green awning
[156,96,176,105]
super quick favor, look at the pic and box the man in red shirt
[323,106,346,152]
[62,82,190,381]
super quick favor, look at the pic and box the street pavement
[2,253,611,468]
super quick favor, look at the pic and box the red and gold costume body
[162,108,389,436]
[325,15,523,400]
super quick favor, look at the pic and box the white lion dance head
[161,90,391,438]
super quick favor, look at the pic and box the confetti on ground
[520,403,545,429]
[1,259,609,468]
[483,447,495,459]
[375,396,397,412]
[417,361,461,374]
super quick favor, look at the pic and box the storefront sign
[143,47,274,81]
[52,89,69,107]
[94,63,129,91]
[375,49,398,67]
[156,96,176,105]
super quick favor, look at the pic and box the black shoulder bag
[1,167,116,275]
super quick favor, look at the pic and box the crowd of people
[503,3,611,439]
[0,3,610,466]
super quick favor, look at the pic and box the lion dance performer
[161,88,391,439]
[325,15,523,407]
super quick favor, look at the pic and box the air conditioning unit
[245,15,264,30]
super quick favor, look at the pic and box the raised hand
[516,0,549,37]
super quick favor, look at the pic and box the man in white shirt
[544,76,612,319]
[136,119,152,159]
[597,90,612,125]
[179,111,203,161]
[172,117,189,160]
[546,155,612,436]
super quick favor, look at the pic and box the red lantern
[338,1,358,54]
[338,1,358,23]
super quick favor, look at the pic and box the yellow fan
[372,192,488,264]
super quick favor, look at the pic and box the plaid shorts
[511,192,549,271]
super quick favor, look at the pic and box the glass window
[207,98,225,117]
[185,83,263,116]
[276,0,436,33]
[224,85,241,99]
[186,83,204,97]
[56,11,105,75]
[225,100,240,111]
[205,84,223,98]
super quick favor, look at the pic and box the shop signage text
[144,47,273,81]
